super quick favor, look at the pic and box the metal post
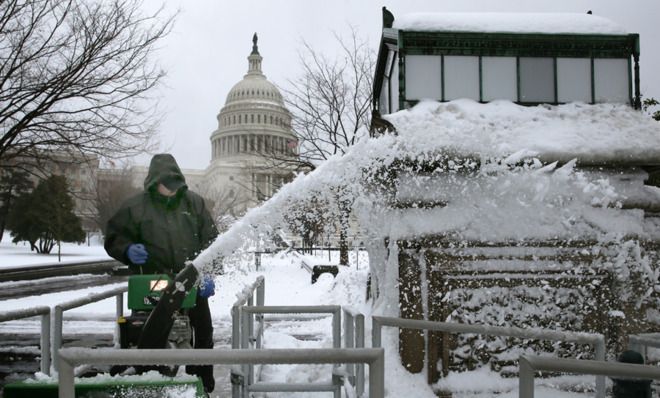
[370,349,385,398]
[356,314,365,397]
[518,356,535,398]
[344,311,355,381]
[40,311,51,375]
[232,306,240,349]
[58,356,75,398]
[114,292,123,347]
[241,308,250,398]
[333,307,341,349]
[595,338,606,398]
[257,279,265,350]
[372,317,382,348]
[257,278,265,306]
[52,306,63,372]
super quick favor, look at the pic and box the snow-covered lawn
[0,242,604,397]
[0,237,111,269]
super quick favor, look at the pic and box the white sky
[138,0,660,170]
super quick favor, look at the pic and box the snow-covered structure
[369,8,660,385]
[373,8,641,115]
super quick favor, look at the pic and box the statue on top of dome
[252,33,259,55]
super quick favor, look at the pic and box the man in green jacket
[104,153,218,393]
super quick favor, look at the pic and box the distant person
[104,153,218,394]
[612,350,652,398]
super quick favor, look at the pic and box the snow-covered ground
[0,237,111,269]
[0,240,611,397]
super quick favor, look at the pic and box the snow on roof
[388,100,660,166]
[393,12,628,35]
[192,100,660,271]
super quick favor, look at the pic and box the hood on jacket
[144,154,188,193]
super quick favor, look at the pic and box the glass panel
[444,56,479,101]
[594,58,629,104]
[520,57,555,103]
[482,57,517,101]
[405,55,441,101]
[380,78,389,114]
[557,58,591,103]
[391,56,399,112]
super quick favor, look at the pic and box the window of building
[405,55,442,100]
[255,174,269,201]
[519,57,555,103]
[557,58,592,103]
[595,58,629,104]
[444,56,480,101]
[482,56,517,102]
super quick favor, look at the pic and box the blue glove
[198,275,215,298]
[126,243,148,265]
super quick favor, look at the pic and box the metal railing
[230,276,265,349]
[372,316,607,397]
[0,306,51,374]
[290,250,314,273]
[230,277,265,397]
[343,306,365,397]
[519,354,660,398]
[58,347,385,398]
[628,333,660,358]
[52,285,127,372]
[237,305,343,397]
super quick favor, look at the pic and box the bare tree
[282,28,374,168]
[277,28,374,264]
[93,164,139,233]
[0,0,173,169]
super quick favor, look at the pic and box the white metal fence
[372,316,607,397]
[0,306,51,374]
[519,354,660,398]
[57,347,385,398]
[237,305,343,397]
[52,285,126,372]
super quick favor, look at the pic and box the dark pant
[186,295,215,392]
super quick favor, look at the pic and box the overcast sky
[138,0,660,170]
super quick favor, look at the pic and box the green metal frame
[399,32,638,58]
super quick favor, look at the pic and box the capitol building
[129,34,299,218]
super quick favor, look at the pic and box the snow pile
[26,370,198,398]
[192,100,660,326]
[374,160,660,242]
[386,100,660,165]
[393,12,628,35]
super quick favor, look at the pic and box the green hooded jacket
[104,154,218,274]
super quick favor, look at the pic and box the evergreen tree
[8,175,84,256]
[0,168,33,242]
